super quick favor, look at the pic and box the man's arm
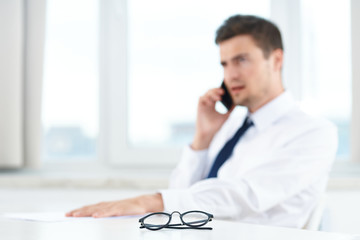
[161,121,338,225]
[169,88,235,188]
[66,88,230,218]
[66,193,164,218]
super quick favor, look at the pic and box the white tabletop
[0,216,357,240]
[0,188,358,239]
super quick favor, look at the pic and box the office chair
[303,195,327,231]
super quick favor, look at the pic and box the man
[66,15,337,228]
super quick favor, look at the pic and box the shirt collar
[248,91,297,131]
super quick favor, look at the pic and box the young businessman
[66,15,337,228]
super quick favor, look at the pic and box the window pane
[42,0,99,160]
[128,0,271,147]
[300,0,351,160]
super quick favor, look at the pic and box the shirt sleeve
[168,145,209,189]
[160,120,338,221]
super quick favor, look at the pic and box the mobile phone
[220,81,234,111]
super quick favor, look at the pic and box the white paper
[0,212,136,222]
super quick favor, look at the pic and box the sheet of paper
[0,212,138,222]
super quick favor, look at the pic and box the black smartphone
[220,81,234,111]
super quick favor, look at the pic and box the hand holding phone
[192,82,234,150]
[220,81,234,111]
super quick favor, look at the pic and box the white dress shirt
[160,91,338,228]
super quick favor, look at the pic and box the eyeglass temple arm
[140,223,213,230]
[165,226,213,230]
[141,218,212,228]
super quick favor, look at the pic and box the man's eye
[235,57,246,64]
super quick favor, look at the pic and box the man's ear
[271,49,283,72]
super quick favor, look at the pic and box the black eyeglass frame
[139,210,214,231]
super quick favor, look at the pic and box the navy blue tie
[207,117,253,178]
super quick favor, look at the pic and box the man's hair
[215,15,283,58]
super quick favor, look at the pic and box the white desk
[0,217,357,240]
[0,188,358,240]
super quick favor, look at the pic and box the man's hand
[65,193,164,218]
[191,88,234,150]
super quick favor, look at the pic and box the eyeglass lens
[143,213,170,230]
[182,211,210,227]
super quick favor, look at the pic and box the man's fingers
[209,93,221,102]
[66,209,84,217]
[199,88,224,107]
[66,203,105,217]
[205,88,224,102]
[66,194,162,219]
[92,209,117,218]
[66,201,125,218]
[71,209,91,217]
[199,96,213,107]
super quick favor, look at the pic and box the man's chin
[233,98,246,106]
[233,98,250,108]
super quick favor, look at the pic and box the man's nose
[225,66,240,81]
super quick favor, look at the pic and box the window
[42,0,99,161]
[127,0,271,147]
[299,0,351,160]
[100,0,355,167]
[99,0,271,167]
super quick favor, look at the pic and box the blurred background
[0,0,359,235]
[41,0,351,162]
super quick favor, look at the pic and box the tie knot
[243,116,253,128]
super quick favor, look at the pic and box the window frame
[351,0,360,163]
[98,0,181,168]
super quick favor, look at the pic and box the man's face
[219,34,282,112]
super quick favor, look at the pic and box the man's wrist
[191,133,213,150]
[139,193,164,213]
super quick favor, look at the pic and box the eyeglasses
[139,210,214,231]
